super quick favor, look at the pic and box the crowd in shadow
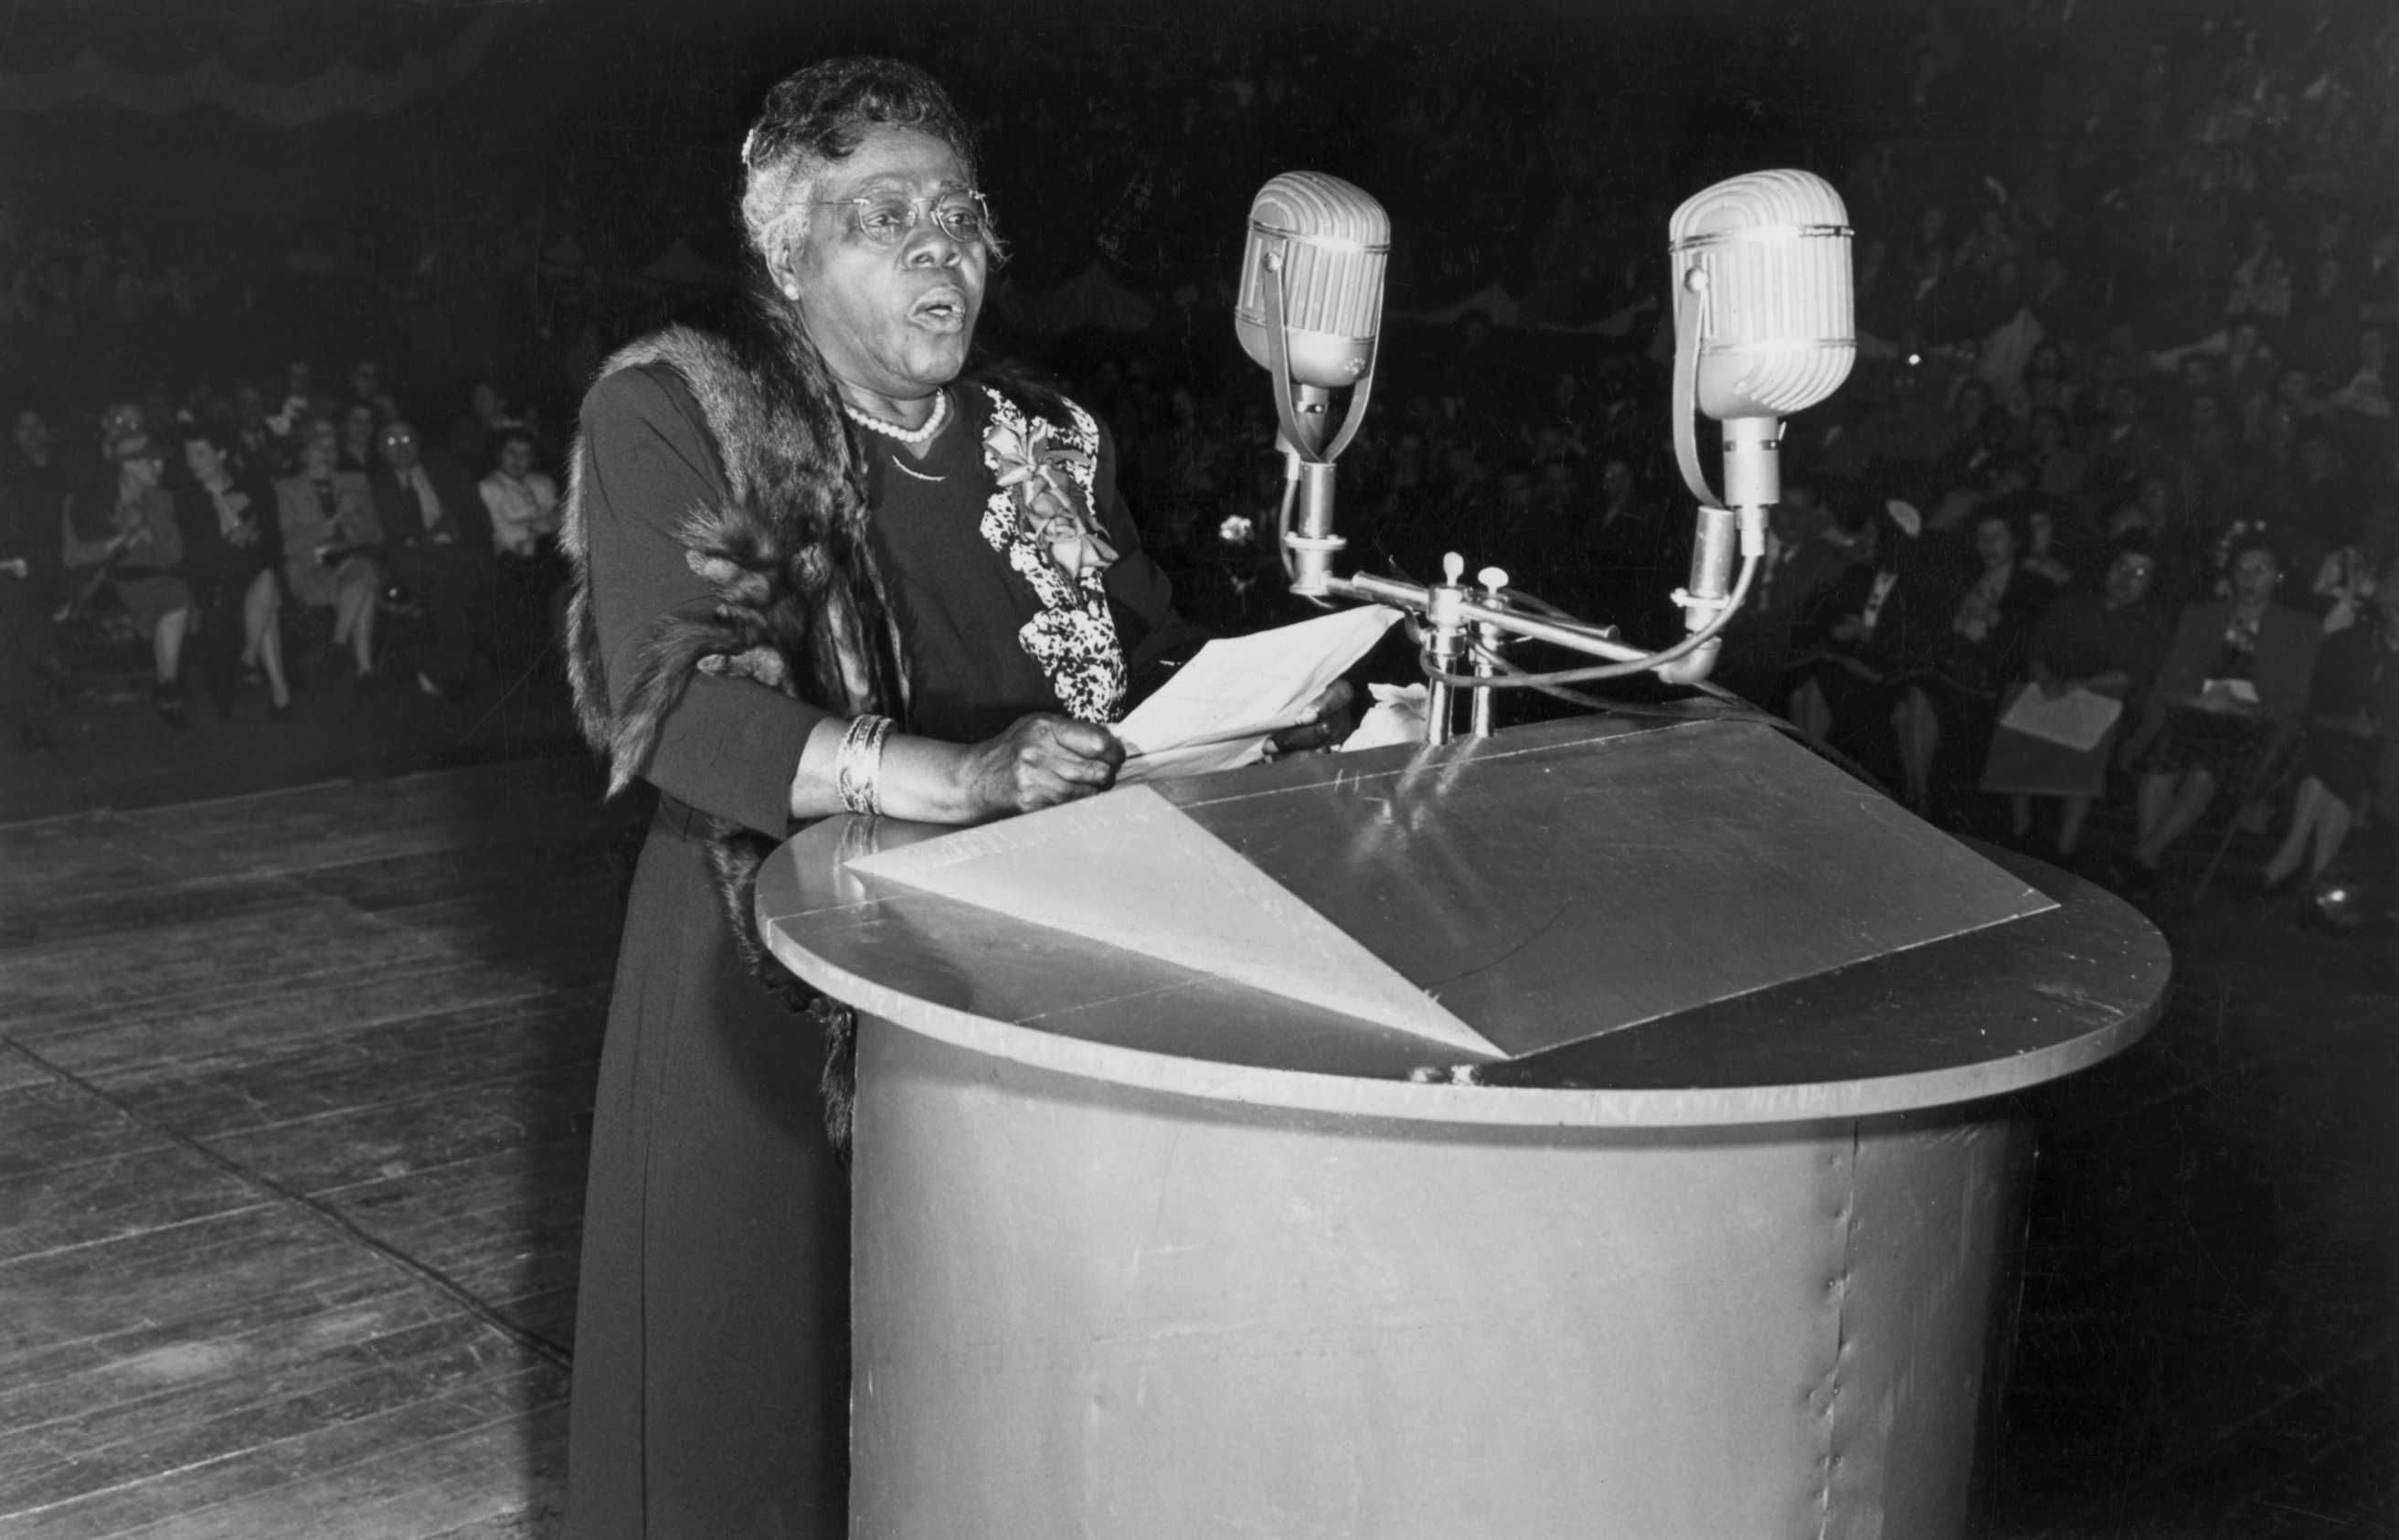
[1,364,567,738]
[4,0,2396,921]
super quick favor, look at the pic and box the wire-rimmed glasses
[814,191,993,247]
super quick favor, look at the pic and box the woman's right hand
[957,715,1123,820]
[793,713,1123,824]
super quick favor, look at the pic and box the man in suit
[369,419,495,696]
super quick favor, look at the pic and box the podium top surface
[757,715,2170,1128]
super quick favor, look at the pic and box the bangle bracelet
[834,716,876,816]
[859,716,894,815]
[835,714,894,817]
[863,716,893,816]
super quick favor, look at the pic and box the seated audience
[447,380,531,476]
[62,430,196,728]
[1986,539,2171,857]
[1784,503,1941,795]
[2260,544,2399,899]
[274,424,382,687]
[7,0,2395,918]
[2121,534,2321,883]
[479,428,558,560]
[176,426,289,719]
[0,473,58,748]
[336,401,382,476]
[1902,508,2058,812]
[369,418,494,696]
[1715,484,1863,710]
[479,426,567,652]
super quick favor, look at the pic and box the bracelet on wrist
[834,713,895,816]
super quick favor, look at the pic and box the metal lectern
[757,713,2168,1540]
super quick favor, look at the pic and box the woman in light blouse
[273,422,382,685]
[481,427,568,653]
[2121,533,2320,882]
[478,428,559,558]
[62,430,196,727]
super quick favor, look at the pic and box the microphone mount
[1284,249,1768,743]
[1265,167,1849,746]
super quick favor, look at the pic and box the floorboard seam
[0,1039,572,1375]
[0,1310,536,1448]
[0,808,126,833]
[114,778,355,818]
[151,1053,601,1145]
[0,947,493,1036]
[0,1199,281,1269]
[0,1365,568,1533]
[0,958,579,1046]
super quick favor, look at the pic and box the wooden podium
[757,714,2169,1540]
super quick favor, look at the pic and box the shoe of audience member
[416,671,445,700]
[152,682,190,731]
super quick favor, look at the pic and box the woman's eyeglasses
[815,192,992,248]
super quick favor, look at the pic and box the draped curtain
[0,9,515,127]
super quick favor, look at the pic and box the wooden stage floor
[1,759,639,1539]
[1,753,2392,1537]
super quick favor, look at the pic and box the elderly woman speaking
[561,58,1330,1536]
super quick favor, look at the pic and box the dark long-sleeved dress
[2127,599,2321,782]
[176,473,285,615]
[2294,613,2399,803]
[565,365,1190,1539]
[1785,563,1939,720]
[0,476,58,734]
[1978,589,2171,798]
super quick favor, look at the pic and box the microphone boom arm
[1249,165,1847,743]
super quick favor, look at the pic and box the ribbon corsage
[984,415,1117,581]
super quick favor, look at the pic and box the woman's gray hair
[737,58,985,280]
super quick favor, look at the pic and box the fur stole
[558,312,911,1161]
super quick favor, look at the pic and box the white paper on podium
[844,783,1498,1057]
[1338,682,1430,754]
[2199,677,2259,707]
[1997,685,2123,752]
[1114,605,1403,783]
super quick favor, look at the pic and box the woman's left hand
[1264,679,1354,759]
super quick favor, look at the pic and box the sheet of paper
[2200,677,2260,706]
[1338,682,1429,754]
[1998,685,2123,752]
[844,784,1499,1056]
[1115,605,1403,782]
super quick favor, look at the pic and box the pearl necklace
[843,389,950,445]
